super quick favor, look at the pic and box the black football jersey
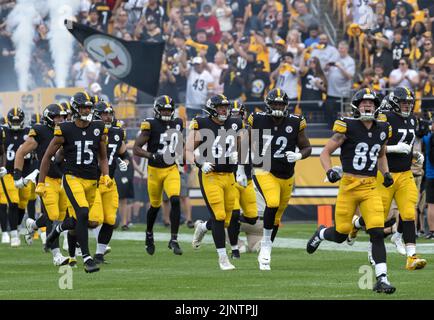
[140,117,184,168]
[191,116,244,173]
[54,120,107,180]
[28,124,64,179]
[378,111,416,172]
[106,126,125,178]
[3,126,31,175]
[248,112,306,179]
[333,118,391,177]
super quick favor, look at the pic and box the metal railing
[310,0,337,46]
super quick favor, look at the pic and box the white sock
[393,231,402,239]
[263,229,272,243]
[319,228,326,240]
[217,248,227,258]
[354,217,362,229]
[375,262,387,278]
[231,245,238,251]
[96,243,107,255]
[406,244,416,257]
[93,224,102,239]
[51,248,60,256]
[10,230,18,238]
[83,255,92,263]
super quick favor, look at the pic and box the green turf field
[0,223,433,300]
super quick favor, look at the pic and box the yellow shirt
[114,83,138,119]
[248,36,270,72]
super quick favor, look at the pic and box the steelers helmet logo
[94,128,100,136]
[114,134,120,142]
[23,135,28,140]
[410,118,415,126]
[380,132,386,141]
[286,126,293,133]
[232,123,238,130]
[176,124,181,131]
[84,35,132,78]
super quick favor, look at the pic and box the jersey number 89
[353,142,381,171]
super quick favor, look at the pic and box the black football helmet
[94,101,114,128]
[7,107,25,130]
[230,100,246,119]
[30,113,42,126]
[351,88,381,120]
[0,116,5,126]
[388,86,414,117]
[42,104,67,128]
[416,118,431,138]
[70,92,94,121]
[204,94,231,121]
[154,95,175,121]
[265,88,289,117]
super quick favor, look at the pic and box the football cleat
[53,254,69,266]
[218,255,236,270]
[168,240,183,255]
[10,236,21,248]
[25,218,36,244]
[94,253,108,264]
[1,232,10,244]
[104,246,111,256]
[68,257,77,268]
[231,249,240,259]
[84,259,100,273]
[390,232,406,256]
[306,225,326,254]
[145,232,155,255]
[406,255,427,270]
[192,220,207,249]
[258,241,272,271]
[346,216,359,246]
[24,233,33,246]
[373,277,396,294]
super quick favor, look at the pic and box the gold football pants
[147,164,181,208]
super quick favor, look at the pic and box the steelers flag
[65,19,164,96]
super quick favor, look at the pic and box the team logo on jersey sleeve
[94,129,100,136]
[380,132,386,140]
[232,123,238,130]
[286,126,293,133]
[410,119,415,126]
[114,134,120,142]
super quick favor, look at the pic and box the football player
[2,107,32,247]
[187,94,247,270]
[249,88,311,271]
[0,122,7,244]
[91,100,129,264]
[307,88,395,294]
[36,92,112,273]
[349,87,427,270]
[134,95,185,256]
[14,104,69,265]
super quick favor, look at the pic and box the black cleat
[145,232,155,255]
[231,249,240,259]
[373,278,396,294]
[168,240,183,255]
[68,258,77,268]
[306,225,326,254]
[84,259,100,273]
[94,253,108,264]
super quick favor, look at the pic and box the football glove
[14,178,26,189]
[201,162,214,174]
[102,175,113,188]
[383,172,394,188]
[414,151,424,165]
[151,153,164,163]
[386,142,411,155]
[326,168,342,183]
[229,151,238,164]
[119,160,128,172]
[35,183,46,197]
[0,167,6,178]
[285,151,302,163]
[236,165,247,188]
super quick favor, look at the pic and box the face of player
[101,112,113,125]
[53,115,66,125]
[400,100,412,114]
[270,102,287,112]
[160,109,173,117]
[359,100,375,115]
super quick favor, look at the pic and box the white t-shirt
[207,63,226,95]
[186,68,214,109]
[275,66,299,99]
[72,59,99,89]
[326,55,355,98]
[214,7,232,32]
[351,0,372,24]
[389,68,418,89]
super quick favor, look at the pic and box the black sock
[402,220,416,244]
[212,220,226,249]
[18,208,25,225]
[8,203,19,231]
[27,199,36,220]
[263,207,278,230]
[169,196,181,236]
[67,231,77,257]
[368,227,387,264]
[0,204,7,231]
[36,214,48,228]
[227,210,240,246]
[357,216,366,228]
[146,206,160,233]
[397,215,403,234]
[323,227,347,243]
[271,225,279,242]
[47,220,60,250]
[205,219,213,230]
[75,208,90,258]
[98,223,113,245]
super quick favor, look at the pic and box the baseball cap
[192,56,203,65]
[276,39,286,46]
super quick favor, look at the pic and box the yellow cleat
[406,255,427,270]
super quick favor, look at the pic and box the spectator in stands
[195,28,218,63]
[113,82,138,121]
[246,60,270,112]
[304,23,320,48]
[112,9,135,38]
[136,15,164,42]
[207,51,227,95]
[389,57,419,89]
[419,64,434,113]
[86,8,103,31]
[286,29,305,67]
[158,54,179,102]
[391,29,410,69]
[124,0,147,25]
[142,0,167,29]
[299,55,327,116]
[196,1,222,44]
[310,33,340,69]
[220,50,244,100]
[90,82,110,102]
[416,38,433,70]
[213,0,233,33]
[270,52,299,109]
[71,51,99,89]
[323,40,355,128]
[291,0,316,40]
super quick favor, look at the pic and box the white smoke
[47,0,80,88]
[6,0,42,91]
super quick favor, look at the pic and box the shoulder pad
[140,120,151,131]
[333,118,347,134]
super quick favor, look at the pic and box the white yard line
[112,231,434,254]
